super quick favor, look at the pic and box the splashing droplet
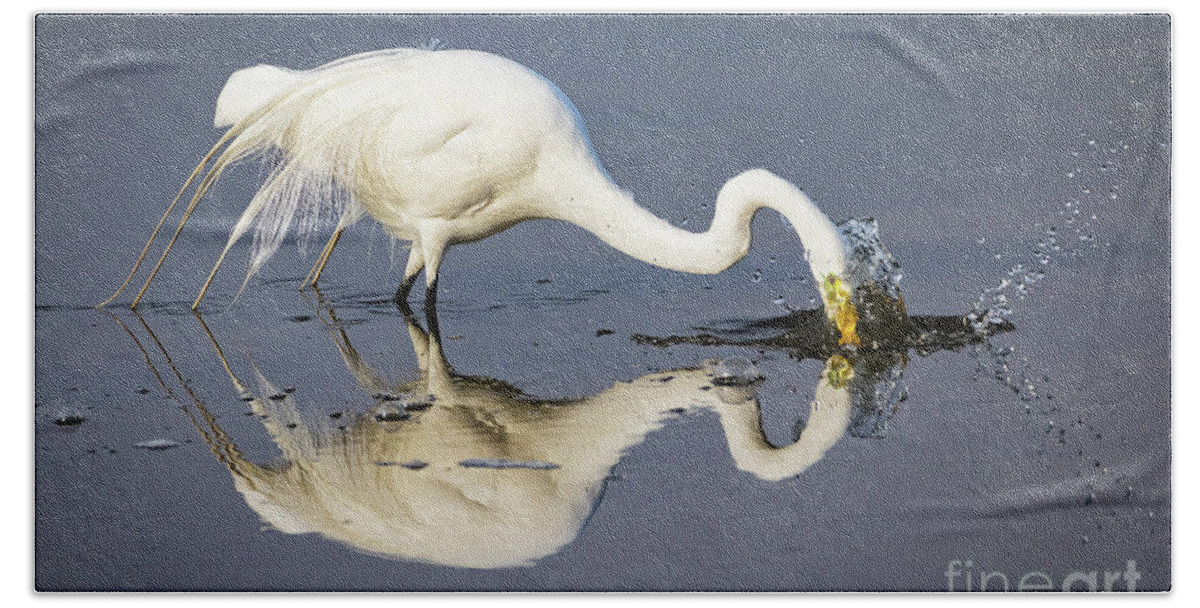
[712,357,762,386]
[836,218,903,299]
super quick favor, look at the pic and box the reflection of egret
[114,299,899,568]
[98,48,867,342]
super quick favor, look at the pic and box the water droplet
[712,357,762,386]
[375,406,411,421]
[135,439,181,450]
[55,414,85,426]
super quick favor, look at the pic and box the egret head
[823,218,909,348]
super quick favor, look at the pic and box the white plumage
[102,48,858,339]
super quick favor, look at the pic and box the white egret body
[103,48,859,341]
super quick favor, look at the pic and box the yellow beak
[822,273,861,347]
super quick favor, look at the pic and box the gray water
[34,14,1170,591]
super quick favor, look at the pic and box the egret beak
[822,273,861,347]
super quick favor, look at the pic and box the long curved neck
[539,161,847,293]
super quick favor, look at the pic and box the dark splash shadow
[633,307,1013,362]
[632,307,1015,440]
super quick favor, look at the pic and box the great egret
[100,48,862,343]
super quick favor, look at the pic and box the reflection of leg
[424,277,440,341]
[419,240,445,342]
[401,312,431,375]
[300,228,343,289]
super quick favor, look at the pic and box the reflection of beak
[825,353,854,388]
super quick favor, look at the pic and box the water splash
[837,218,904,300]
[846,352,909,439]
[967,127,1141,406]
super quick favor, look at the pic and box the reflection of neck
[712,357,853,482]
[386,314,858,483]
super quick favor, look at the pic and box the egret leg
[394,274,421,316]
[393,246,426,308]
[300,228,343,290]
